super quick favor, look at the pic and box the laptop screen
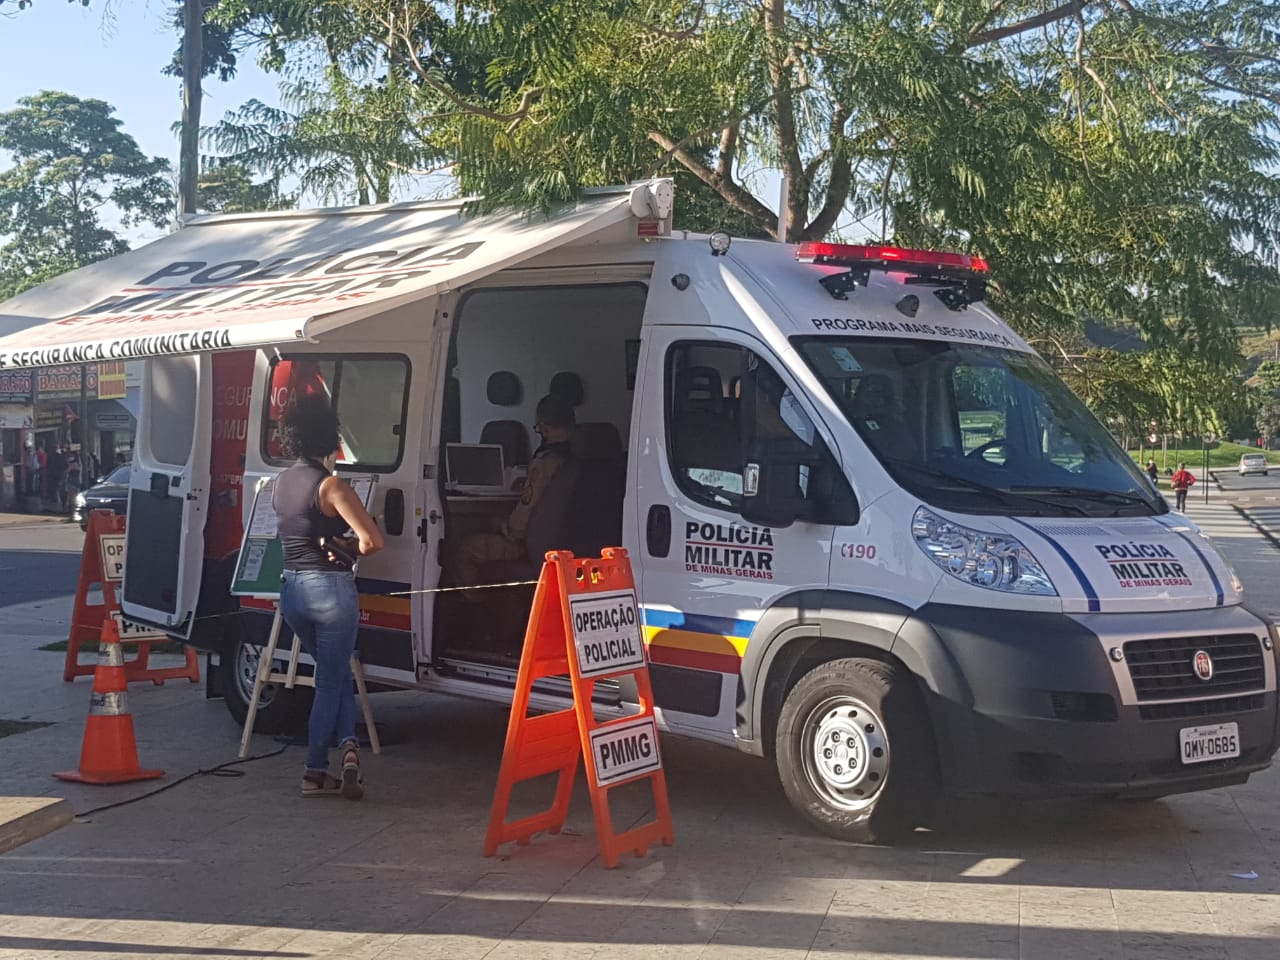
[445,443,506,487]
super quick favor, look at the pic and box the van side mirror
[741,462,801,529]
[740,446,859,529]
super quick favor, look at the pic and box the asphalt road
[1214,469,1280,502]
[0,521,83,611]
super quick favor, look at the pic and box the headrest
[571,422,623,460]
[549,371,584,407]
[853,374,895,418]
[677,365,724,413]
[486,371,522,406]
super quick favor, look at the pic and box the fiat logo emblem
[1192,649,1214,682]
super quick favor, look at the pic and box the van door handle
[646,505,671,558]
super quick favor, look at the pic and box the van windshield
[796,337,1166,518]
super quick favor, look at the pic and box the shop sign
[94,412,133,431]
[36,365,99,400]
[0,405,33,429]
[97,361,127,400]
[36,407,66,429]
[0,370,33,404]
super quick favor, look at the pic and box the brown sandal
[340,743,363,801]
[301,772,342,798]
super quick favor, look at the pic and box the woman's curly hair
[281,393,340,460]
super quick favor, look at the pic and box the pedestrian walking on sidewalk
[273,394,384,800]
[1171,462,1196,512]
[1146,459,1159,486]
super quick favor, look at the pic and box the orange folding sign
[484,547,674,869]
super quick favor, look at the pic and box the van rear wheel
[219,640,312,736]
[774,657,936,843]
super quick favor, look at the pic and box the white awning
[0,181,673,369]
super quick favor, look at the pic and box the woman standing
[274,394,384,799]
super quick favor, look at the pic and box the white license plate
[1179,722,1240,765]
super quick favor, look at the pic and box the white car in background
[1240,453,1270,476]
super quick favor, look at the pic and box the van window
[262,354,410,472]
[797,336,1164,517]
[146,356,197,467]
[665,341,825,511]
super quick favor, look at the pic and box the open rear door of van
[122,354,213,636]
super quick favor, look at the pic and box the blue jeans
[280,570,360,774]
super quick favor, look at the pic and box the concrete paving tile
[925,880,1022,903]
[829,881,931,910]
[1017,883,1116,909]
[484,940,601,960]
[734,875,841,908]
[705,903,831,952]
[1203,891,1280,919]
[361,931,494,960]
[599,902,725,951]
[271,927,404,959]
[810,913,1019,959]
[698,946,806,960]
[1110,889,1212,916]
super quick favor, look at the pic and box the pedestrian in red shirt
[1170,462,1196,511]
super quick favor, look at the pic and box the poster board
[230,474,377,598]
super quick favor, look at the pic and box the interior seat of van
[471,420,626,660]
[674,365,741,475]
[852,373,918,462]
[478,371,530,466]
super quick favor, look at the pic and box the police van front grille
[1124,634,1265,702]
[1138,693,1266,722]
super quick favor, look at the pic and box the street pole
[78,362,88,460]
[178,0,203,219]
[1203,433,1211,504]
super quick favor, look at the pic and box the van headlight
[911,506,1057,595]
[74,492,86,508]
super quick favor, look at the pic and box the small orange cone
[55,618,164,785]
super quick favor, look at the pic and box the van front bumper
[900,602,1280,797]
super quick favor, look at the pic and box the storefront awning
[0,182,672,370]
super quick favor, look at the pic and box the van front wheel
[774,657,935,843]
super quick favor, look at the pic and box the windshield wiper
[883,460,1089,516]
[1005,486,1156,513]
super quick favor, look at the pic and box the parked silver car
[1239,453,1270,476]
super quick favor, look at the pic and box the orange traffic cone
[55,618,164,785]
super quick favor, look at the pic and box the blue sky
[0,0,281,241]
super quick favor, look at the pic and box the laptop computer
[445,442,509,494]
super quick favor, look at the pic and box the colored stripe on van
[1155,519,1226,607]
[640,606,758,675]
[240,592,412,632]
[1012,519,1101,613]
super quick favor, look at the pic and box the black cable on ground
[73,741,292,819]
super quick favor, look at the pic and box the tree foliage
[0,92,171,299]
[202,0,1280,360]
[197,159,295,212]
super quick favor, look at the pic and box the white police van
[3,180,1276,840]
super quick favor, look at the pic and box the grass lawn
[39,639,186,655]
[1127,439,1268,473]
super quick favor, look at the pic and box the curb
[0,797,73,855]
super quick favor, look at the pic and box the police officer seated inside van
[449,394,575,598]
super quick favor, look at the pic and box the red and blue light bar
[796,242,989,276]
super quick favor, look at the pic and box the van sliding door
[121,354,213,637]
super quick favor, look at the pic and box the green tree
[196,160,295,213]
[0,92,172,299]
[204,1,1280,358]
[1254,360,1280,393]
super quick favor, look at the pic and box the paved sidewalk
[2,526,1279,959]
